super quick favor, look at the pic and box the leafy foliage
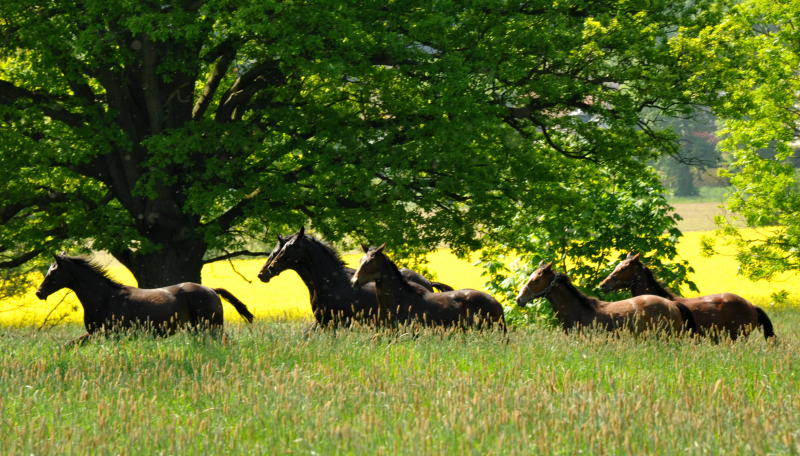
[677,0,800,282]
[0,0,719,287]
[479,163,698,323]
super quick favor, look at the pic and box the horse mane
[369,247,417,291]
[65,256,125,289]
[554,272,599,310]
[303,235,347,269]
[640,264,679,299]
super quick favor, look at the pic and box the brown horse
[256,227,454,327]
[35,254,254,345]
[350,243,505,330]
[599,252,775,340]
[516,260,693,334]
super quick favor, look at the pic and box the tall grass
[0,311,797,455]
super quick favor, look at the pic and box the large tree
[0,0,718,289]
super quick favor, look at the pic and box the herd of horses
[34,227,775,346]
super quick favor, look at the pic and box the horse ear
[51,252,59,260]
[538,259,547,269]
[360,242,369,253]
[295,226,305,238]
[626,251,634,259]
[277,234,285,243]
[376,243,386,253]
[545,261,554,270]
[631,252,641,261]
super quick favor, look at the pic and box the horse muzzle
[515,293,529,308]
[350,278,362,290]
[598,280,613,294]
[35,289,48,300]
[257,269,272,283]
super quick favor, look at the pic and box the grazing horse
[350,243,506,329]
[35,254,254,345]
[256,227,454,327]
[599,252,775,340]
[516,260,693,334]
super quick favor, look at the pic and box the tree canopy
[0,0,718,290]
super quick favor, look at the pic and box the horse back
[437,289,505,327]
[599,295,681,331]
[681,293,759,336]
[93,285,194,331]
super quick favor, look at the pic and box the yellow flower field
[2,230,799,326]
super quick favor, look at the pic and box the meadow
[0,315,797,454]
[2,227,800,454]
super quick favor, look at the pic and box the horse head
[257,233,290,283]
[350,243,385,290]
[599,252,642,293]
[35,253,72,300]
[262,227,308,281]
[515,260,555,307]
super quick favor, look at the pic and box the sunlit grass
[3,231,800,326]
[0,314,798,454]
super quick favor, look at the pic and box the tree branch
[0,248,44,269]
[141,33,164,135]
[216,60,285,122]
[193,48,236,120]
[202,250,272,264]
[0,80,86,128]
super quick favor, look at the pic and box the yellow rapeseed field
[2,230,798,326]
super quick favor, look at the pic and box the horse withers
[516,260,694,335]
[599,252,775,340]
[36,254,254,346]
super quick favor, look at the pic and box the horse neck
[547,280,596,327]
[294,265,316,298]
[63,262,122,319]
[300,240,351,295]
[372,256,412,319]
[630,265,675,299]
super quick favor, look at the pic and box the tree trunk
[114,238,207,289]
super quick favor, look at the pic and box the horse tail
[754,306,775,339]
[430,281,454,292]
[675,302,697,335]
[213,288,255,323]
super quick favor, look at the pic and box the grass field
[0,315,797,454]
[3,222,800,453]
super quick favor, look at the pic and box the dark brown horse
[516,260,693,334]
[599,252,775,340]
[257,227,453,327]
[259,233,318,302]
[350,244,506,329]
[35,254,254,345]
